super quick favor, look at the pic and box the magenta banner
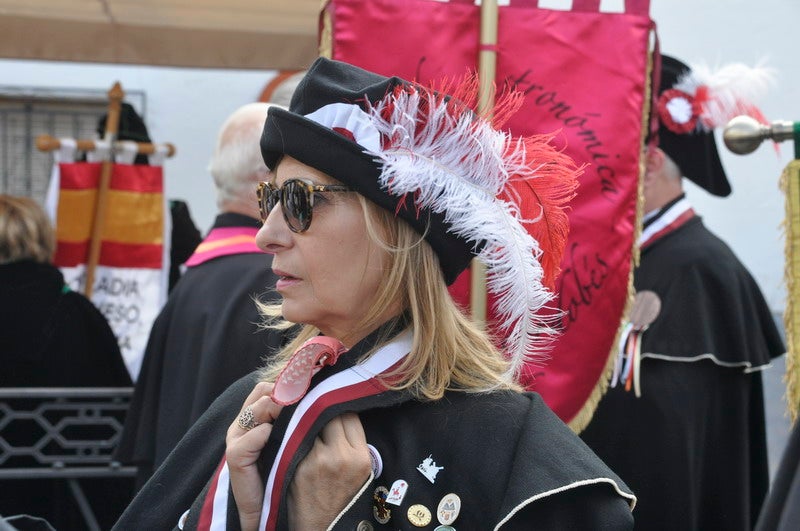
[326,0,653,429]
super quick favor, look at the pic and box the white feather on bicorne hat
[261,57,580,377]
[656,54,775,197]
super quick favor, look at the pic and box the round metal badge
[367,443,383,477]
[407,504,432,527]
[630,290,661,331]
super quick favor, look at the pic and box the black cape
[0,260,132,529]
[0,260,130,387]
[115,213,284,487]
[115,328,635,530]
[582,208,785,531]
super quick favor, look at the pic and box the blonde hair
[257,196,521,400]
[0,195,55,265]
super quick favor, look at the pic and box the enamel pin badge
[437,493,461,526]
[372,486,391,524]
[386,479,408,506]
[417,455,444,484]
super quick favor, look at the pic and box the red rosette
[657,88,698,134]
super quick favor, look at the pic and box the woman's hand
[288,413,372,530]
[226,382,283,531]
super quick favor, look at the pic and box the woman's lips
[273,269,301,290]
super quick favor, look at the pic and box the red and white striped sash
[639,197,695,250]
[198,330,413,530]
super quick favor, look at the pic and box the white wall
[0,60,276,235]
[1,0,797,311]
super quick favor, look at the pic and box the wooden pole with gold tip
[83,82,124,298]
[471,0,499,327]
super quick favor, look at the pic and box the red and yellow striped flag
[52,161,168,380]
[55,162,164,268]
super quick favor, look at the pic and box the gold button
[407,504,432,527]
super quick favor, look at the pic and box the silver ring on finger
[237,405,261,431]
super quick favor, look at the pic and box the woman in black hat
[115,57,635,530]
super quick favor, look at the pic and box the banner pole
[36,135,175,157]
[84,81,124,298]
[471,0,499,326]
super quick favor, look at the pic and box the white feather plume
[674,60,776,130]
[363,88,558,378]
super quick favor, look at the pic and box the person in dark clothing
[581,54,784,530]
[0,194,132,530]
[757,418,800,530]
[167,198,202,291]
[115,58,635,530]
[115,103,286,489]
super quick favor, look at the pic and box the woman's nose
[255,201,290,253]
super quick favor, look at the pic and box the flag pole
[471,0,499,326]
[84,81,124,298]
[36,135,176,157]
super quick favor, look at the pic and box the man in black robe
[115,103,286,488]
[581,55,785,530]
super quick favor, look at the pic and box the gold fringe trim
[781,160,800,423]
[319,4,654,433]
[318,0,333,60]
[568,40,654,434]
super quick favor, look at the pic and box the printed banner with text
[325,0,653,429]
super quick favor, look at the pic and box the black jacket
[0,259,131,529]
[0,260,130,387]
[116,330,634,530]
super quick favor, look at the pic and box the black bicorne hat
[657,55,730,197]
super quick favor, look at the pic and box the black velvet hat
[260,58,475,285]
[656,55,731,197]
[259,57,581,372]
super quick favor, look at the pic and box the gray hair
[267,71,305,108]
[207,102,279,210]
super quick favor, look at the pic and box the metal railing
[0,387,136,531]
